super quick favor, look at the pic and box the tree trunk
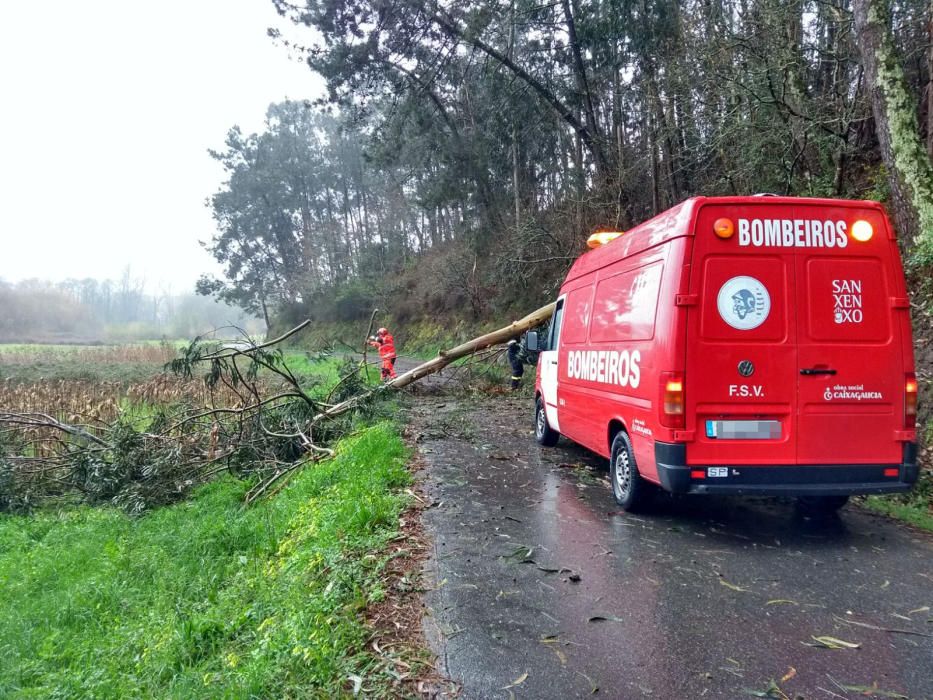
[612,57,629,228]
[512,125,521,226]
[647,111,661,214]
[431,11,609,181]
[853,0,933,258]
[310,302,557,425]
[573,121,585,232]
[927,14,933,160]
[259,293,272,332]
[509,1,522,227]
[560,0,607,177]
[781,0,813,188]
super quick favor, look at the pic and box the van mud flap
[654,442,918,496]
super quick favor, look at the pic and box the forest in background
[197,0,933,332]
[0,273,262,343]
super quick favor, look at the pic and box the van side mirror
[525,331,539,352]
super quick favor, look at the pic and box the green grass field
[0,422,412,698]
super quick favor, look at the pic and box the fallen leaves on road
[574,670,599,694]
[806,635,861,649]
[587,614,625,623]
[539,635,567,665]
[523,560,573,574]
[826,675,909,698]
[719,578,749,592]
[766,599,799,606]
[741,679,789,699]
[719,658,745,679]
[834,613,933,638]
[503,544,577,575]
[503,544,535,561]
[501,672,528,690]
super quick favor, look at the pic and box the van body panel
[553,235,689,477]
[535,196,918,499]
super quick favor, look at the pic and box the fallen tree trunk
[2,307,558,509]
[309,301,555,427]
[390,300,555,389]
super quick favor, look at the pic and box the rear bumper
[654,442,918,496]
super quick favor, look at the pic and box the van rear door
[794,206,904,464]
[685,212,798,465]
[687,200,907,469]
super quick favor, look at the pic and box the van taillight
[660,372,685,429]
[905,373,918,429]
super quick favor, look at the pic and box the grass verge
[0,422,414,698]
[860,468,933,532]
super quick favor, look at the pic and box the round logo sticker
[717,276,771,330]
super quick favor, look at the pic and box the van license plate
[706,420,781,440]
[707,467,728,477]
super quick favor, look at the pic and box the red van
[528,196,918,512]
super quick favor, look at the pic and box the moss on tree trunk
[853,0,933,265]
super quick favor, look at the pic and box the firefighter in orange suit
[369,327,397,380]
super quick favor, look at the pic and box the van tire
[535,397,559,447]
[610,431,651,511]
[797,495,849,513]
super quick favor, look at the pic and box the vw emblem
[737,360,754,377]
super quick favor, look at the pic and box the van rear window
[589,263,662,342]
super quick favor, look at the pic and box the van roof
[563,196,886,283]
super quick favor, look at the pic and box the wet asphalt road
[407,393,933,700]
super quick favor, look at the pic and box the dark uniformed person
[507,339,524,390]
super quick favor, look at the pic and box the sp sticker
[717,276,771,330]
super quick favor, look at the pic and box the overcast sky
[0,0,322,293]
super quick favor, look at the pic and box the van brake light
[905,373,918,429]
[660,372,685,429]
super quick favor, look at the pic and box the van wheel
[610,431,651,511]
[535,397,559,447]
[797,495,849,513]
